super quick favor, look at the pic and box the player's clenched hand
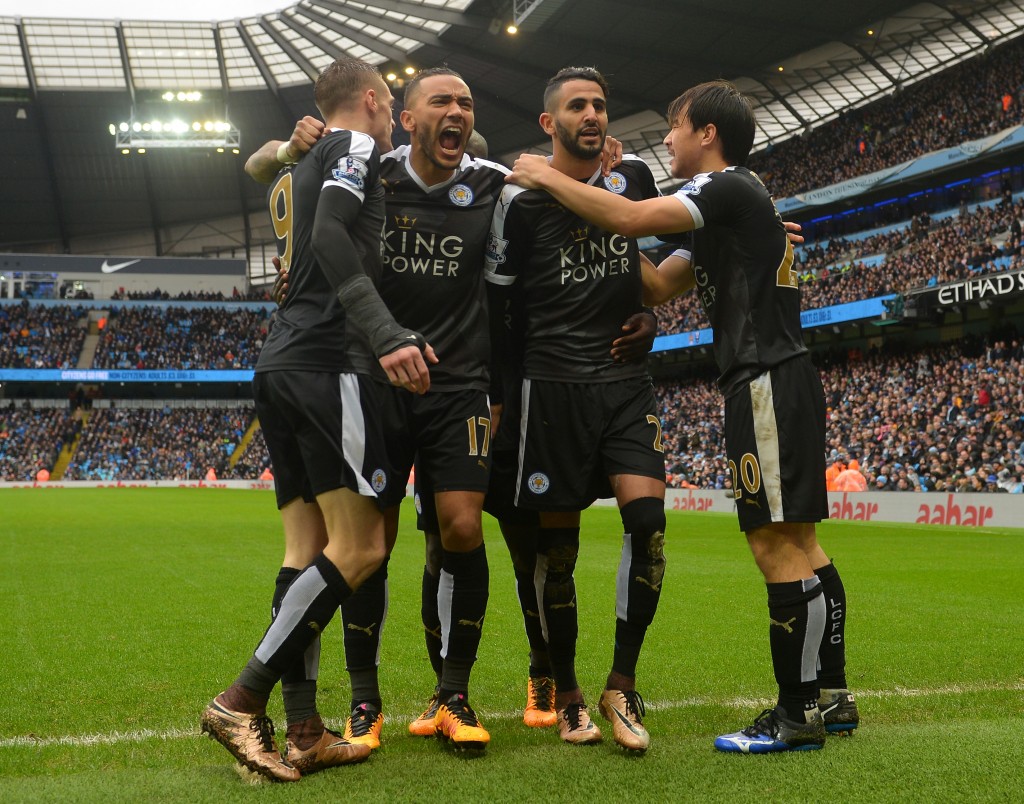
[287,116,325,159]
[611,311,657,363]
[271,256,289,306]
[380,342,438,395]
[600,135,624,176]
[507,153,553,189]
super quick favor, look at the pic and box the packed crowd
[800,197,1024,309]
[818,334,1024,494]
[0,404,81,481]
[655,332,1024,493]
[92,306,270,370]
[0,300,87,370]
[4,328,1022,492]
[749,36,1024,199]
[655,195,1024,336]
[6,48,1024,491]
[63,406,258,481]
[226,432,272,480]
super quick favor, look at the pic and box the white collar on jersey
[389,144,471,194]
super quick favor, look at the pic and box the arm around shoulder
[522,162,695,238]
[640,250,696,306]
[245,140,290,184]
[245,117,326,184]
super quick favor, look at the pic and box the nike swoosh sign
[100,259,141,273]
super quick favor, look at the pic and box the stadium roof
[3,0,1024,256]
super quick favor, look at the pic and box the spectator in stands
[91,305,269,370]
[0,300,87,370]
[749,37,1024,199]
[657,197,1024,337]
[0,405,74,481]
[654,331,1024,494]
[63,407,256,481]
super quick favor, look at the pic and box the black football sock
[502,521,550,673]
[610,497,666,680]
[420,565,444,682]
[273,566,320,726]
[814,561,849,690]
[535,527,580,695]
[342,557,388,710]
[242,554,352,695]
[438,543,489,695]
[766,577,826,721]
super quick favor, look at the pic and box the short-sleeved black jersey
[485,155,658,382]
[256,129,385,377]
[671,166,806,398]
[378,146,509,392]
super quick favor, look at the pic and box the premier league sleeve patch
[486,232,509,265]
[331,156,369,191]
[603,171,627,194]
[680,174,712,196]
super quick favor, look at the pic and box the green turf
[1,489,1022,802]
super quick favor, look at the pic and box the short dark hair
[404,66,465,107]
[543,66,609,112]
[314,58,384,120]
[667,80,755,166]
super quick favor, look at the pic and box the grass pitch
[1,489,1021,802]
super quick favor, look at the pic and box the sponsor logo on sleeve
[333,156,368,191]
[486,232,509,264]
[680,174,712,196]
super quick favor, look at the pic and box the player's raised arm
[245,116,326,184]
[508,153,694,238]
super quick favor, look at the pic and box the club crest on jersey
[332,156,368,191]
[527,472,550,494]
[449,184,474,206]
[603,171,627,194]
[486,232,509,264]
[371,468,387,493]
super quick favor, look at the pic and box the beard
[554,120,605,160]
[415,126,461,172]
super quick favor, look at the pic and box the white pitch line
[0,726,196,749]
[3,681,1021,750]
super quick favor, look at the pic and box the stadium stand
[656,333,1024,494]
[0,403,80,482]
[3,3,1024,493]
[748,35,1024,199]
[61,401,267,481]
[0,300,88,370]
[91,305,269,371]
[657,194,1024,336]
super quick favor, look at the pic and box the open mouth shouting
[439,125,464,159]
